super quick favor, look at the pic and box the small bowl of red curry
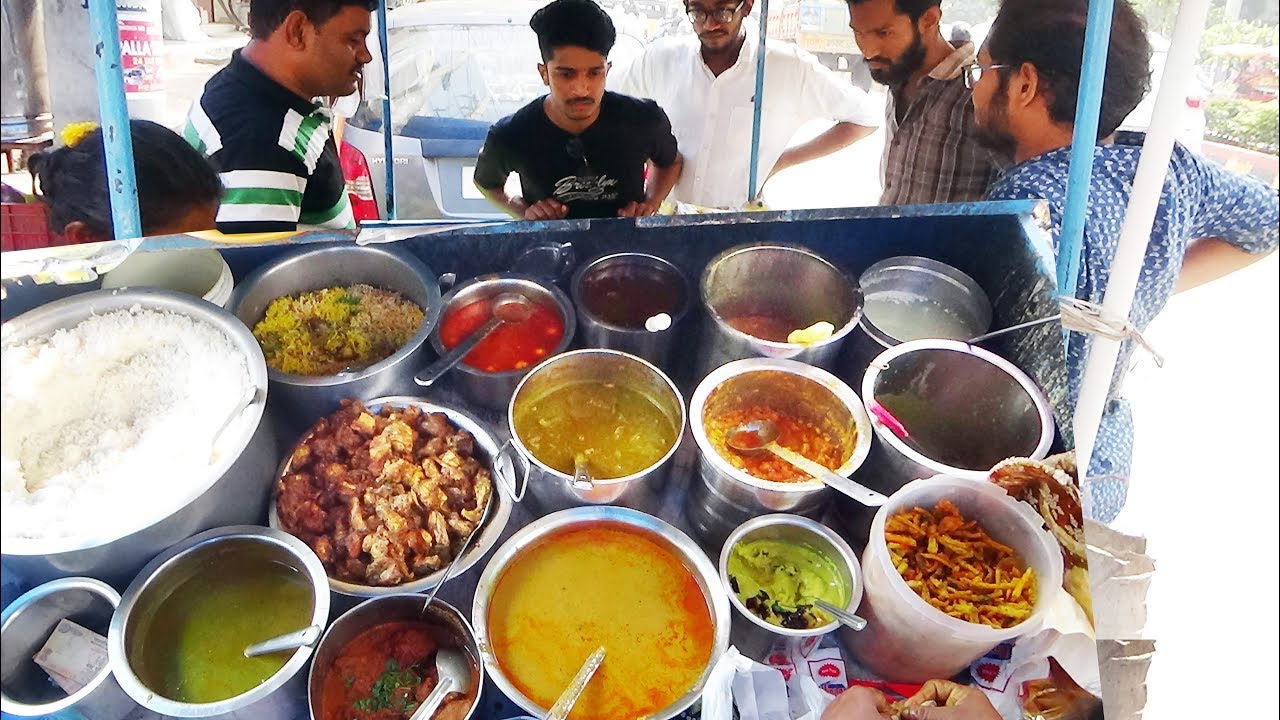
[308,595,483,720]
[429,274,575,411]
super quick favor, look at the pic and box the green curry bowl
[718,514,864,660]
[107,526,331,720]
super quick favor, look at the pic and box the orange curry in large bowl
[478,514,722,720]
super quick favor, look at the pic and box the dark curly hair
[28,120,222,240]
[845,0,941,23]
[531,0,617,61]
[248,0,377,39]
[986,0,1151,139]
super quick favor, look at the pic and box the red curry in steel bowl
[310,597,482,720]
[438,296,564,373]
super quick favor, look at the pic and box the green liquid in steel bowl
[128,551,315,703]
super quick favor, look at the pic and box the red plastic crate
[1,202,65,252]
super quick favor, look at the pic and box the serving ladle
[724,420,887,507]
[242,624,323,659]
[407,647,475,720]
[813,598,868,632]
[547,646,606,720]
[414,293,534,387]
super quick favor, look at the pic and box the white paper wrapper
[701,646,837,720]
[1083,520,1155,640]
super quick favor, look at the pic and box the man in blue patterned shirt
[968,0,1278,522]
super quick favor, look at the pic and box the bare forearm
[646,153,683,205]
[478,184,526,219]
[773,122,875,175]
[1175,237,1275,293]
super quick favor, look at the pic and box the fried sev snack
[886,499,1037,629]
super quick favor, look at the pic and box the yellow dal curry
[487,524,715,719]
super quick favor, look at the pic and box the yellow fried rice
[252,284,425,375]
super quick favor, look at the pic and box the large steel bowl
[0,288,275,588]
[308,595,484,720]
[268,396,522,599]
[226,244,442,421]
[108,526,331,719]
[472,506,731,720]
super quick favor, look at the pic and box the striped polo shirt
[183,50,354,234]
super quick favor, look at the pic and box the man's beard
[866,28,927,88]
[974,82,1019,161]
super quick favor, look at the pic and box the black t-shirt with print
[473,91,679,219]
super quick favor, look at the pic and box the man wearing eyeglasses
[473,0,683,220]
[847,0,1000,205]
[970,0,1277,523]
[609,0,880,211]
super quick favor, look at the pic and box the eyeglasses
[687,2,744,25]
[963,62,1009,89]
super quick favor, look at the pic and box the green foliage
[1204,97,1280,154]
[1201,16,1277,54]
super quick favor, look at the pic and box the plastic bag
[701,646,837,720]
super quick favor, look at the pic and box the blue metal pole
[87,0,142,240]
[376,1,397,219]
[1056,0,1114,298]
[747,0,769,204]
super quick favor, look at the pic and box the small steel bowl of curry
[308,595,483,720]
[429,273,576,412]
[687,358,873,548]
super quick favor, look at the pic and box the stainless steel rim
[505,348,687,489]
[860,339,1055,479]
[471,506,730,720]
[700,243,864,351]
[267,397,515,598]
[428,273,577,380]
[107,526,330,716]
[689,358,874,492]
[569,252,691,334]
[226,243,443,388]
[717,514,864,638]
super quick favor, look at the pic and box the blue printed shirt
[987,135,1278,522]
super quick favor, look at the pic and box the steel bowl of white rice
[0,287,277,587]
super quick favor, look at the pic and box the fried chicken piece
[311,535,334,564]
[461,471,491,524]
[426,510,451,549]
[290,443,312,469]
[370,420,416,462]
[422,412,451,438]
[444,429,475,456]
[447,516,476,539]
[351,411,378,436]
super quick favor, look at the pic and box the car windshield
[352,23,544,132]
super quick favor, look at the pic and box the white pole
[1072,0,1213,515]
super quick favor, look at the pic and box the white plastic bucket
[101,249,233,307]
[844,476,1063,682]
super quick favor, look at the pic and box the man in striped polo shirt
[184,0,375,233]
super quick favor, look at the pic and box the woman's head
[29,119,222,244]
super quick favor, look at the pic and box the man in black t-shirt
[473,0,683,220]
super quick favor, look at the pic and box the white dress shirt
[610,21,881,209]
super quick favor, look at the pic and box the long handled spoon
[547,647,606,720]
[407,648,475,720]
[725,420,887,507]
[415,293,534,386]
[243,624,323,659]
[813,598,868,632]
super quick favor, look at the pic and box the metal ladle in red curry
[725,420,888,507]
[414,293,535,386]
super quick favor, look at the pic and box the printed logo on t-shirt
[553,173,620,203]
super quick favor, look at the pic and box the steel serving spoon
[725,419,887,507]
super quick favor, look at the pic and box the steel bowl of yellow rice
[227,244,442,422]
